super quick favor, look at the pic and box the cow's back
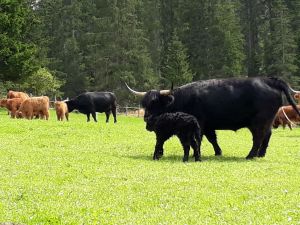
[172,78,283,130]
[7,91,29,100]
[84,92,116,112]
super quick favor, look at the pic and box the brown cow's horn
[125,82,146,96]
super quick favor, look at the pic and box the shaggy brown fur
[7,90,29,100]
[55,101,69,121]
[5,98,24,118]
[17,96,50,120]
[273,105,300,130]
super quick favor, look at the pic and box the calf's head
[125,83,174,122]
[65,100,76,113]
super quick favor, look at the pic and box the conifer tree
[0,0,39,81]
[264,0,298,79]
[161,31,193,86]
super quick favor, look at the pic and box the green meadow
[0,109,299,224]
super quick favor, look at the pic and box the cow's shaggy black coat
[65,92,117,123]
[128,77,300,159]
[146,112,202,162]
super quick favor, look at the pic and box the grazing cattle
[65,92,117,123]
[0,99,7,108]
[273,105,300,130]
[126,77,300,160]
[7,90,29,100]
[17,96,50,120]
[4,98,24,118]
[55,101,69,121]
[146,112,201,162]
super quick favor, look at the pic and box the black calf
[146,112,202,162]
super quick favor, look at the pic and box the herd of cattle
[0,91,116,122]
[0,76,300,161]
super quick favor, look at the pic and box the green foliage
[0,109,299,224]
[3,0,300,101]
[263,0,298,79]
[178,0,245,79]
[22,68,64,97]
[0,0,40,81]
[161,31,193,86]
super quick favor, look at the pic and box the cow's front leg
[86,113,90,122]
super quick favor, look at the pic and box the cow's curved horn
[289,87,300,93]
[159,82,174,96]
[125,82,146,96]
[160,90,171,95]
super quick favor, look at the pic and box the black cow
[65,92,117,123]
[126,77,300,160]
[146,112,201,162]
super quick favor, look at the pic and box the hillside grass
[0,109,299,224]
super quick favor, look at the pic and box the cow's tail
[266,77,300,116]
[194,123,202,147]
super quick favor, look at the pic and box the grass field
[0,109,299,224]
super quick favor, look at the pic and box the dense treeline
[1,0,300,104]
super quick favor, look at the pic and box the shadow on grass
[127,154,256,163]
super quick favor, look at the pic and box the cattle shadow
[127,154,251,163]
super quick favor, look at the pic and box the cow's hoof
[182,157,189,162]
[153,155,160,160]
[157,154,163,159]
[246,155,254,160]
[195,157,201,162]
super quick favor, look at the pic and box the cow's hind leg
[105,111,110,123]
[247,117,275,159]
[112,106,117,123]
[91,112,97,122]
[205,129,222,156]
[258,128,272,157]
[246,127,267,159]
[86,113,90,122]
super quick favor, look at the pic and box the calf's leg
[190,138,201,161]
[153,136,166,160]
[178,134,191,162]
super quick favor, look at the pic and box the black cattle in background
[65,92,117,123]
[126,77,300,159]
[146,112,202,162]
